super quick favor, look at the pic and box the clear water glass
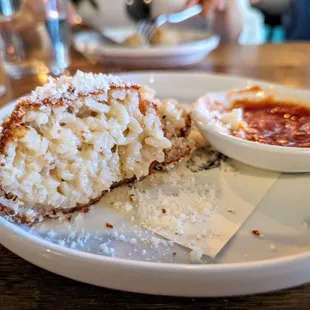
[0,0,70,78]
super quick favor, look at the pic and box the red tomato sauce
[232,101,310,147]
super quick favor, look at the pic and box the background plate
[73,27,220,68]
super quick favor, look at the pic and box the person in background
[186,0,264,44]
[253,0,310,42]
[252,0,289,42]
[282,0,310,41]
[73,0,264,44]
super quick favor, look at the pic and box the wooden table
[1,43,310,309]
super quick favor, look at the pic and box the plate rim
[1,215,310,272]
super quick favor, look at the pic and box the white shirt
[238,0,265,44]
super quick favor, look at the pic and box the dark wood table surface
[1,43,310,309]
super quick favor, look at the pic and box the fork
[136,4,203,42]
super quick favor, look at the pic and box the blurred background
[0,0,309,81]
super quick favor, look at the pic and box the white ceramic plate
[192,87,310,173]
[72,27,219,68]
[1,72,310,297]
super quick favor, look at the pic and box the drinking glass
[0,0,70,78]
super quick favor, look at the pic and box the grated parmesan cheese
[47,230,56,238]
[30,71,133,104]
[189,248,204,263]
[129,238,137,245]
[123,169,218,237]
[119,234,126,242]
[57,240,65,246]
[99,243,114,256]
[150,236,174,248]
[74,213,84,224]
[269,244,276,251]
[124,202,134,212]
[220,160,237,173]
